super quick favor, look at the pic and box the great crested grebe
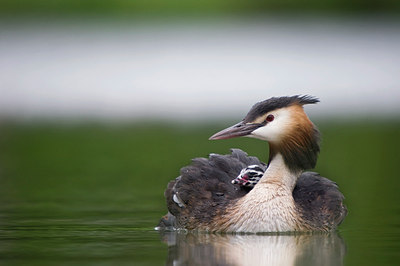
[157,95,347,232]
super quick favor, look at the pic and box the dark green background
[1,1,399,264]
[1,0,399,18]
[1,121,399,264]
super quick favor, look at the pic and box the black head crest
[243,95,319,123]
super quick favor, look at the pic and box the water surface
[1,122,400,265]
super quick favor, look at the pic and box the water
[1,122,400,265]
[1,200,166,265]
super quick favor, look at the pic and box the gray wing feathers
[294,172,347,230]
[162,149,263,228]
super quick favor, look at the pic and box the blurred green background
[1,0,400,265]
[1,120,400,264]
[1,0,400,17]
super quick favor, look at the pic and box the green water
[1,121,400,265]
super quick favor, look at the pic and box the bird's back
[161,149,264,230]
[294,172,347,231]
[158,149,346,232]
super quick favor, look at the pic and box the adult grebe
[157,95,347,232]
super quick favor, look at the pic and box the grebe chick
[232,165,266,188]
[158,95,347,232]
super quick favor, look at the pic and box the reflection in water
[160,231,346,266]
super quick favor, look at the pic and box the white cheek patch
[250,108,292,142]
[251,126,273,141]
[252,126,281,142]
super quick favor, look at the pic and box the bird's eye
[266,114,274,122]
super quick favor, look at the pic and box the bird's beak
[209,121,262,140]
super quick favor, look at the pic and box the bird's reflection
[160,231,346,266]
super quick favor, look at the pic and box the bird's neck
[260,128,320,190]
[226,151,302,232]
[259,152,300,192]
[268,123,320,173]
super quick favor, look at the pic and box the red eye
[266,114,274,122]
